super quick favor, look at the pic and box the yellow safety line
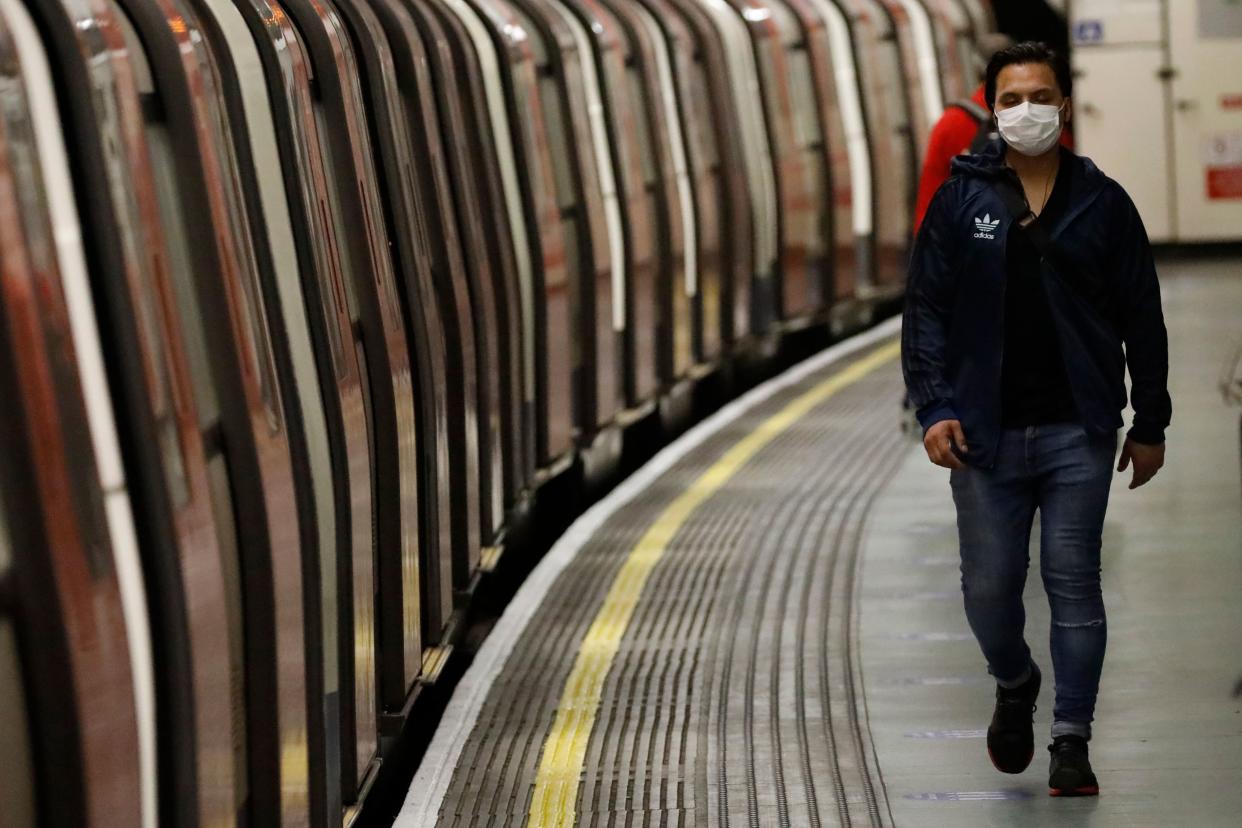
[526,340,900,827]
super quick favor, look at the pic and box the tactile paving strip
[436,338,908,827]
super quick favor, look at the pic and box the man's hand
[923,419,968,469]
[1117,438,1164,489]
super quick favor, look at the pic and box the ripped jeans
[950,423,1117,740]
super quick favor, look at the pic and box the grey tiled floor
[859,259,1242,826]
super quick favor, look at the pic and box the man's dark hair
[984,41,1072,111]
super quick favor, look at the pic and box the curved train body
[0,0,990,824]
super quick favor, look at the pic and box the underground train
[0,0,994,824]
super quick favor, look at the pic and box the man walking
[900,42,1172,797]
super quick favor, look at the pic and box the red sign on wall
[1204,130,1242,199]
[1207,167,1242,200]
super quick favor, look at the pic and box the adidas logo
[973,213,1000,240]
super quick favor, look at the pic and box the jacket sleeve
[902,182,959,432]
[1111,187,1172,445]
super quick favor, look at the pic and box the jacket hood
[951,138,1108,186]
[949,139,1113,233]
[949,137,1009,178]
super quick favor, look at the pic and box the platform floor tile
[859,258,1242,827]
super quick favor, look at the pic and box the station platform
[396,257,1242,828]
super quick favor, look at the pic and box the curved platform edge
[394,312,904,827]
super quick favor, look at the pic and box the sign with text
[1200,0,1242,39]
[1204,130,1242,199]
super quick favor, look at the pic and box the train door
[507,0,624,444]
[414,0,534,507]
[781,0,873,302]
[877,0,944,149]
[337,0,490,589]
[105,2,316,822]
[224,0,382,805]
[437,0,543,479]
[0,203,145,826]
[600,0,698,389]
[734,0,835,324]
[270,0,433,729]
[185,0,354,819]
[606,0,705,387]
[696,0,782,336]
[468,0,580,470]
[16,0,256,821]
[922,0,974,103]
[561,0,664,411]
[437,0,544,484]
[835,0,917,290]
[656,0,756,347]
[392,0,513,543]
[471,0,588,466]
[308,0,476,628]
[635,0,735,362]
[0,5,148,823]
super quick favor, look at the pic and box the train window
[624,0,698,308]
[235,0,387,755]
[313,194,351,382]
[0,21,146,808]
[204,449,249,805]
[596,23,644,194]
[310,103,366,321]
[110,7,214,518]
[813,0,873,243]
[130,91,212,508]
[245,0,353,384]
[438,0,537,423]
[506,32,572,287]
[533,80,577,212]
[898,0,944,121]
[195,50,287,437]
[624,69,658,185]
[67,3,197,511]
[194,0,339,561]
[924,0,971,101]
[114,0,286,439]
[0,618,36,828]
[685,62,719,169]
[958,0,992,41]
[755,38,782,121]
[787,47,823,149]
[0,501,8,572]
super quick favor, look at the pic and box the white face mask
[995,101,1065,157]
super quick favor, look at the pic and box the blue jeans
[950,423,1118,740]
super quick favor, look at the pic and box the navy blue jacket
[901,141,1172,469]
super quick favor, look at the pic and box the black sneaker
[1048,735,1099,797]
[986,662,1041,774]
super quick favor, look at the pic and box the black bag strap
[990,174,1076,275]
[988,174,1118,327]
[990,174,1037,226]
[952,97,990,123]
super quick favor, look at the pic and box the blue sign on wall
[1074,19,1105,45]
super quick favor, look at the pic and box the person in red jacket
[912,34,1075,235]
